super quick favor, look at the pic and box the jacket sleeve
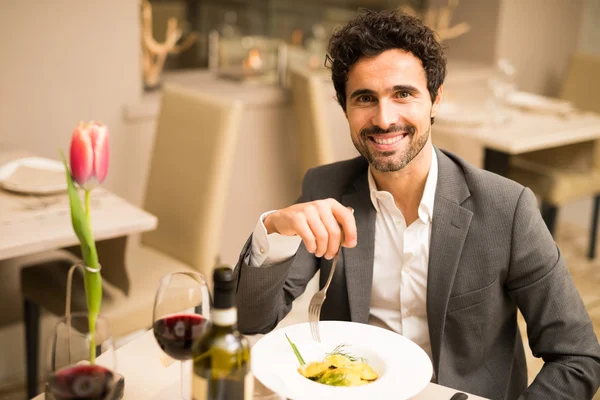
[234,168,320,334]
[506,188,600,399]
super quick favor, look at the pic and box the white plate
[0,157,66,194]
[251,321,433,400]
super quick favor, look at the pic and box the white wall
[578,0,600,55]
[0,0,142,193]
[0,0,142,391]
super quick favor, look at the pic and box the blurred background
[0,0,599,398]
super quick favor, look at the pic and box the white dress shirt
[249,146,438,361]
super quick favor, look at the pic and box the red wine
[153,314,209,360]
[46,364,114,400]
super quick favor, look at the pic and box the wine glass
[487,58,517,125]
[44,313,117,400]
[152,271,211,400]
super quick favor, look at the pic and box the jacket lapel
[336,148,474,369]
[427,148,473,378]
[341,170,376,323]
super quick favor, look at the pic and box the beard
[352,122,430,172]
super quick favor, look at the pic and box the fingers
[291,211,317,254]
[304,205,329,257]
[275,199,357,258]
[329,201,357,248]
[309,199,357,258]
[317,204,342,259]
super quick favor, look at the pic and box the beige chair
[141,85,243,278]
[508,53,600,258]
[288,65,335,181]
[20,84,243,398]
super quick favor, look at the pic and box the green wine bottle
[192,267,253,400]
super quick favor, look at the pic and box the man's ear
[430,85,443,118]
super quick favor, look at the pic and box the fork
[308,209,352,342]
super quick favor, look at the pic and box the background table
[434,103,600,176]
[0,150,157,293]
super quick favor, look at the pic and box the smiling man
[234,10,600,400]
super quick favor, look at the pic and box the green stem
[89,318,97,364]
[285,334,306,366]
[85,190,91,221]
[85,190,97,364]
[60,152,102,365]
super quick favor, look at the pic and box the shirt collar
[367,146,438,223]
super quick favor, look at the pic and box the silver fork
[308,210,352,342]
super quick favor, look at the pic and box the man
[234,9,600,399]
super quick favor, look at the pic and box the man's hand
[263,199,357,260]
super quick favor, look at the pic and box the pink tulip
[69,121,109,189]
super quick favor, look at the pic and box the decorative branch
[141,0,197,89]
[400,0,470,42]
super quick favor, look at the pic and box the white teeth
[373,135,403,145]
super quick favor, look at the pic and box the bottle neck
[212,269,237,328]
[211,307,237,327]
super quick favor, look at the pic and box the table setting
[32,243,485,399]
[36,274,482,400]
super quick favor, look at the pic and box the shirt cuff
[249,210,302,267]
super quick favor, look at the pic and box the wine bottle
[192,267,253,400]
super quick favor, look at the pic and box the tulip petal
[90,122,109,184]
[70,123,94,187]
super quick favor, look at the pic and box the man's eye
[357,95,374,103]
[396,91,410,98]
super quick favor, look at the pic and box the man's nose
[372,100,397,131]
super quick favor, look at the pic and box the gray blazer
[234,148,600,399]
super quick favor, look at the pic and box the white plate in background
[436,102,487,127]
[0,157,67,195]
[505,91,574,114]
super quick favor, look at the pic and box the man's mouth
[369,134,407,145]
[366,133,409,152]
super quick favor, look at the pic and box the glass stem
[181,360,188,400]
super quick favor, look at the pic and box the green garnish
[326,343,367,363]
[285,334,306,366]
[318,371,349,386]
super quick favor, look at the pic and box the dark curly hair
[326,9,447,114]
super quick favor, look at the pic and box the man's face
[345,49,442,172]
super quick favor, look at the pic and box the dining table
[435,90,600,176]
[0,150,157,293]
[31,328,489,400]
